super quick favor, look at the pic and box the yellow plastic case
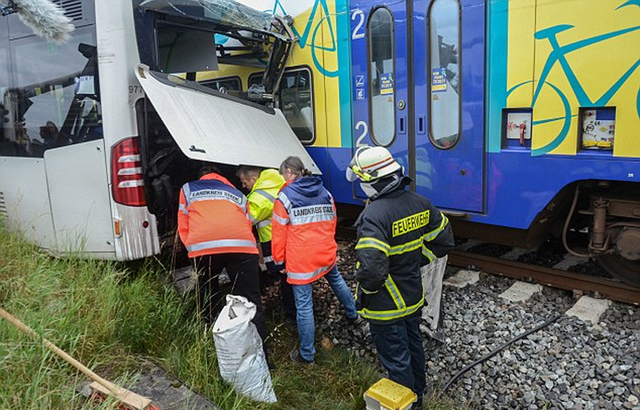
[363,378,418,410]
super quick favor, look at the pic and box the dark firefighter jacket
[354,184,454,324]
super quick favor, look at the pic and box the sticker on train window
[379,73,394,95]
[431,68,447,92]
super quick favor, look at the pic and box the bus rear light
[117,167,143,176]
[117,179,145,188]
[112,137,146,206]
[118,154,141,163]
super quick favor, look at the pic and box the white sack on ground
[421,255,448,337]
[212,295,277,403]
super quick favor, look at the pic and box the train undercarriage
[448,180,640,288]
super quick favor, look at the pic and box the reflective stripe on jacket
[247,169,285,244]
[272,176,338,285]
[177,173,258,258]
[355,187,454,324]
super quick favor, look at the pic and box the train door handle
[399,115,407,134]
[417,115,426,135]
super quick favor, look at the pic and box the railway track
[335,226,640,306]
[448,249,640,306]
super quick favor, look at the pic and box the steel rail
[335,227,640,305]
[448,250,640,306]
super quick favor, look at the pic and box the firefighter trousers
[369,312,426,405]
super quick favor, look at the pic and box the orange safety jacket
[272,176,338,285]
[178,173,258,258]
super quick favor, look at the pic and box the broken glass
[139,0,274,34]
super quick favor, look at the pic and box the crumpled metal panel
[139,0,273,33]
[135,64,321,174]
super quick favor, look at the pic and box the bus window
[200,76,241,92]
[6,26,101,158]
[428,0,460,149]
[0,22,13,157]
[280,68,314,144]
[368,7,395,147]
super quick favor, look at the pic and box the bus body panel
[96,0,161,260]
[0,157,56,249]
[135,66,321,173]
[44,139,115,256]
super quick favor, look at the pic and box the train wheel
[598,254,640,288]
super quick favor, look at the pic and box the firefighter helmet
[345,146,402,182]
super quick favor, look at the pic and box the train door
[350,0,410,192]
[413,0,485,212]
[351,0,485,212]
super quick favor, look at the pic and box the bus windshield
[139,0,274,35]
[135,0,296,98]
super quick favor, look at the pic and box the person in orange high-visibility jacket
[178,165,268,354]
[272,156,360,364]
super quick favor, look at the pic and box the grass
[0,226,462,409]
[0,228,383,409]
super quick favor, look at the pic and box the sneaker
[289,349,314,364]
[347,314,364,325]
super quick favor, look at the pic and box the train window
[248,68,315,144]
[200,76,241,93]
[580,107,615,151]
[428,0,460,149]
[248,73,261,88]
[280,68,314,144]
[367,7,395,146]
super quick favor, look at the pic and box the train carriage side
[185,0,640,286]
[336,0,640,286]
[195,0,355,193]
[481,0,640,285]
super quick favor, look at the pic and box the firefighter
[177,165,268,352]
[345,146,455,408]
[237,165,296,323]
[272,156,359,364]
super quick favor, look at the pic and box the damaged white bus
[0,0,318,260]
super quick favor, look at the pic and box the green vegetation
[0,228,461,409]
[0,228,380,409]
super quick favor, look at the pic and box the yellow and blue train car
[200,0,640,285]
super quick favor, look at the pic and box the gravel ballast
[285,240,640,409]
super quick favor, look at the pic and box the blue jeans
[369,312,426,401]
[292,264,357,361]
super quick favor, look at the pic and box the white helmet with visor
[345,146,402,182]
